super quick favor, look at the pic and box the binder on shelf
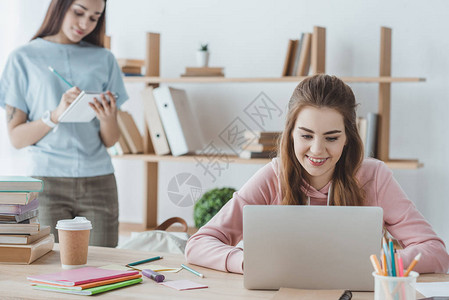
[117,111,144,154]
[357,117,368,154]
[153,86,204,156]
[141,86,171,155]
[290,33,304,76]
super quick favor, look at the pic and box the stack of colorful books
[0,176,54,264]
[28,267,142,295]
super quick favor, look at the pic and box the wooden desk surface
[0,245,447,299]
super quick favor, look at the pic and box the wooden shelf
[123,76,425,84]
[112,154,423,169]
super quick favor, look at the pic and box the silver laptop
[243,205,383,291]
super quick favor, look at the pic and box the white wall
[1,0,449,247]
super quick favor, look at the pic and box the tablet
[58,91,116,123]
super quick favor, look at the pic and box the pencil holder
[372,271,419,300]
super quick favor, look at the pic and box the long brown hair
[279,74,365,206]
[31,0,106,47]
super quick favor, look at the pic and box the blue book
[0,176,44,192]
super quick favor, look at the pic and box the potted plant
[193,187,236,228]
[196,43,209,67]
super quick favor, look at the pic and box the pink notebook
[27,267,139,286]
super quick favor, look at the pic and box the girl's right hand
[52,86,82,123]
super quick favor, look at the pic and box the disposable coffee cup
[372,271,419,300]
[56,217,92,269]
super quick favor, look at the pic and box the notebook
[243,205,383,291]
[58,91,116,123]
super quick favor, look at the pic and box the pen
[142,269,165,283]
[127,256,163,267]
[404,253,421,277]
[181,263,204,278]
[48,66,73,88]
[382,237,392,276]
[370,254,382,275]
[389,239,396,276]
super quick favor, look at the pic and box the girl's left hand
[89,91,117,123]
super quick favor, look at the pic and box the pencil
[381,249,388,276]
[181,264,204,278]
[126,256,163,267]
[389,239,396,276]
[370,254,382,275]
[404,253,421,277]
[48,66,73,88]
[397,253,404,277]
[382,237,392,276]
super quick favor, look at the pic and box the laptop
[243,205,383,291]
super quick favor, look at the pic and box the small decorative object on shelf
[196,43,209,67]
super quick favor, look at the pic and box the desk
[0,245,447,299]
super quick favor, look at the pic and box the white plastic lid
[56,217,92,231]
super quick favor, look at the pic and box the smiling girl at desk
[0,0,128,247]
[185,74,449,274]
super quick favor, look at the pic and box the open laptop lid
[243,205,383,291]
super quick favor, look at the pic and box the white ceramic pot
[196,51,209,67]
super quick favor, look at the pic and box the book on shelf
[117,111,144,154]
[311,26,326,74]
[141,86,171,155]
[153,86,204,156]
[364,112,378,158]
[0,191,38,205]
[290,33,304,76]
[121,66,142,74]
[0,234,54,264]
[181,67,224,77]
[239,150,276,159]
[0,217,40,234]
[116,58,145,68]
[0,198,39,215]
[116,135,131,155]
[145,32,160,77]
[281,39,298,76]
[296,32,312,76]
[357,117,368,155]
[0,208,38,224]
[0,176,43,193]
[0,225,50,245]
[243,143,277,153]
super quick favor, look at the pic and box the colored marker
[142,269,165,283]
[389,239,396,276]
[397,253,404,277]
[48,66,73,88]
[370,254,382,275]
[404,253,421,277]
[127,256,163,267]
[181,264,204,278]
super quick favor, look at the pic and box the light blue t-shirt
[0,38,128,177]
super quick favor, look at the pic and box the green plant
[199,43,208,51]
[193,187,236,228]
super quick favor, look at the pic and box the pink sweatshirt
[185,158,449,274]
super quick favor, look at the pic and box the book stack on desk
[28,267,142,295]
[239,131,281,159]
[0,176,54,264]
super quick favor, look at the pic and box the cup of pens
[370,238,421,300]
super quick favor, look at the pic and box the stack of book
[117,58,144,76]
[0,176,54,264]
[281,26,326,76]
[28,266,142,295]
[181,67,224,77]
[240,131,281,159]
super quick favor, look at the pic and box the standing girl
[185,74,449,274]
[0,0,128,247]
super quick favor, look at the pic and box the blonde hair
[279,74,365,206]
